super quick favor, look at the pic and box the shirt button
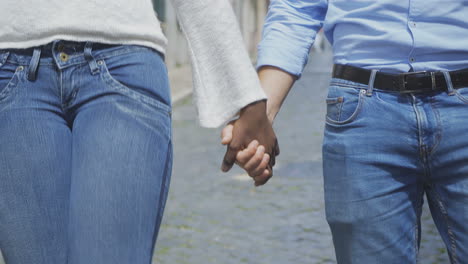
[59,52,69,62]
[410,57,416,62]
[409,21,417,28]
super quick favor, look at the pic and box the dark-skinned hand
[220,100,280,186]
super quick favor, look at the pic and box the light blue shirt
[257,0,468,77]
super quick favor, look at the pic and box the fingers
[269,149,276,168]
[268,139,279,168]
[221,143,240,172]
[254,166,273,187]
[236,140,258,164]
[234,142,274,185]
[244,145,265,172]
[243,149,273,187]
[250,153,270,177]
[221,123,234,145]
[222,139,278,187]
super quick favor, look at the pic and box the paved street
[152,51,449,264]
[0,51,449,264]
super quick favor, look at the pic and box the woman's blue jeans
[0,41,172,264]
[323,77,468,263]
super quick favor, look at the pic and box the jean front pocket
[98,48,172,115]
[325,85,366,125]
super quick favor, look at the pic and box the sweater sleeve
[170,0,267,128]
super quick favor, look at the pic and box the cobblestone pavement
[152,51,449,264]
[0,52,449,264]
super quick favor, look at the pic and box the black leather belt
[332,64,468,93]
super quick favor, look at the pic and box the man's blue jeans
[323,77,468,263]
[0,41,172,264]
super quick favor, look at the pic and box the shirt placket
[407,0,421,71]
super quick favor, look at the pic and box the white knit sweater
[0,0,266,128]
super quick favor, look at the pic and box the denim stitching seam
[428,185,458,263]
[410,94,428,170]
[427,96,442,157]
[149,140,172,259]
[337,98,344,121]
[414,187,424,263]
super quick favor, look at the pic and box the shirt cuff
[256,44,310,78]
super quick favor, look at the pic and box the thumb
[221,145,237,172]
[221,123,234,145]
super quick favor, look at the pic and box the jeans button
[59,52,69,62]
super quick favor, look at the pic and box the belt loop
[27,48,42,81]
[84,42,100,75]
[366,69,378,96]
[442,71,455,96]
[430,72,437,91]
[0,51,10,67]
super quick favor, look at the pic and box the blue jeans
[323,77,468,263]
[0,41,172,264]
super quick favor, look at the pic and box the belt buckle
[398,71,437,93]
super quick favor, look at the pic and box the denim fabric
[323,78,468,263]
[0,40,172,264]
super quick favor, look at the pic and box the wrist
[266,103,279,124]
[240,100,267,120]
[266,112,276,124]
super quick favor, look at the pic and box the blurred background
[0,0,450,263]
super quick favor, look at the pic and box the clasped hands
[220,100,279,186]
